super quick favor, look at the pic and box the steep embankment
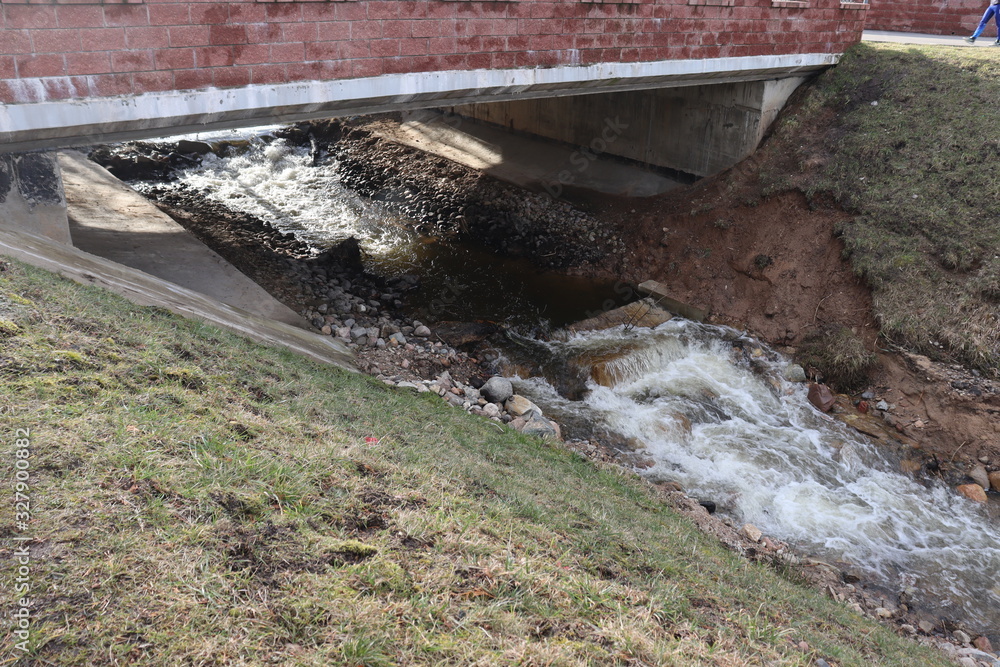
[0,258,951,664]
[606,42,1000,472]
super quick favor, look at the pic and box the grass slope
[0,260,949,665]
[764,42,1000,372]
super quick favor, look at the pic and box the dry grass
[0,258,950,665]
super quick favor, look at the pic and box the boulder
[505,394,541,418]
[969,465,991,490]
[957,484,988,503]
[808,383,836,412]
[481,376,514,404]
[783,364,807,383]
[520,414,560,440]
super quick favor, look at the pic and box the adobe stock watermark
[9,428,32,655]
[541,116,629,200]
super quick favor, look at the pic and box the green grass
[0,259,950,665]
[762,42,1000,372]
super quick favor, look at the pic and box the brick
[125,26,170,49]
[16,54,66,78]
[65,50,112,75]
[250,63,289,85]
[228,4,267,23]
[0,29,32,55]
[87,72,131,97]
[246,23,283,43]
[132,69,175,93]
[298,59,352,79]
[210,25,247,46]
[55,5,105,29]
[271,42,306,63]
[147,4,190,27]
[305,40,340,60]
[265,4,303,23]
[173,68,213,91]
[339,40,370,58]
[333,3,367,21]
[398,37,428,56]
[0,56,16,79]
[350,21,382,39]
[194,46,235,68]
[398,2,429,20]
[153,47,195,70]
[103,6,150,28]
[314,20,351,41]
[367,2,399,20]
[280,22,318,43]
[5,7,58,31]
[111,50,155,72]
[382,20,411,39]
[212,65,251,89]
[427,36,458,53]
[81,28,126,52]
[351,58,385,78]
[411,19,457,39]
[233,43,270,65]
[370,39,400,57]
[188,5,229,25]
[169,25,210,48]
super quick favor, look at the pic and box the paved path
[863,30,989,46]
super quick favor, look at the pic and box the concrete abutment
[449,77,808,182]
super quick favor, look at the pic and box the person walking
[964,0,1000,44]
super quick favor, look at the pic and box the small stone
[740,524,763,543]
[913,419,924,428]
[954,630,972,645]
[979,456,991,465]
[973,636,993,653]
[957,483,988,503]
[861,390,875,400]
[481,376,514,404]
[320,325,332,335]
[876,399,889,411]
[956,658,976,667]
[918,620,935,634]
[796,641,809,651]
[901,624,917,635]
[396,381,420,391]
[414,325,431,337]
[482,402,501,418]
[875,607,894,618]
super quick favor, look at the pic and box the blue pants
[972,5,999,39]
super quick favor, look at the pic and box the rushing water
[509,322,1000,637]
[134,134,629,329]
[136,129,1000,638]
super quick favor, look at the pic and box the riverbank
[0,257,958,665]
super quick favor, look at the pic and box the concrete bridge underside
[0,53,834,153]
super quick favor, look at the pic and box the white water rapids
[511,321,1000,634]
[136,130,1000,637]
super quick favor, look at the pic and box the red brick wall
[1,0,868,105]
[864,0,986,35]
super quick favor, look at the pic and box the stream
[128,127,1000,641]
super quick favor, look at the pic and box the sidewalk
[862,30,986,46]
